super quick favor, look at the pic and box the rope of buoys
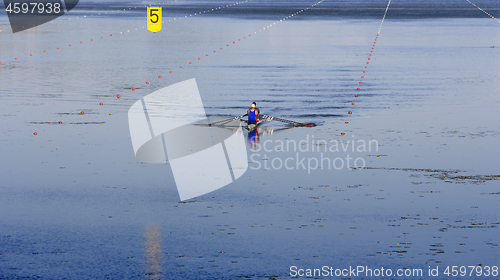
[465,0,500,23]
[342,0,391,136]
[1,0,252,65]
[163,1,252,24]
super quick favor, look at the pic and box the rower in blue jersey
[247,102,260,124]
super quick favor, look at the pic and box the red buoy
[180,66,182,68]
[146,81,149,84]
[363,71,366,73]
[341,132,345,136]
[169,71,172,73]
[59,121,62,124]
[159,76,161,79]
[355,95,358,97]
[44,50,46,53]
[361,76,364,78]
[233,42,235,44]
[132,88,135,91]
[345,121,349,124]
[357,88,360,90]
[198,58,201,60]
[33,132,38,135]
[117,94,120,98]
[348,111,352,114]
[69,44,71,46]
[352,102,355,105]
[213,51,216,53]
[359,82,362,84]
[81,111,85,114]
[100,102,103,105]
[30,54,32,56]
[206,54,208,56]
[110,34,112,36]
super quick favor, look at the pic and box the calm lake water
[1,0,499,279]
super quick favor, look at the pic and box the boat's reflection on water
[194,120,293,151]
[145,225,162,280]
[247,126,293,151]
[248,128,259,150]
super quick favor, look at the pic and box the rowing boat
[207,114,315,130]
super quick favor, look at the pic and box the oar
[209,114,248,126]
[259,115,316,127]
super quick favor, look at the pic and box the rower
[247,102,260,124]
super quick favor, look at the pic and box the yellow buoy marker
[147,7,162,33]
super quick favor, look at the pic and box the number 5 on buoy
[147,7,162,33]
